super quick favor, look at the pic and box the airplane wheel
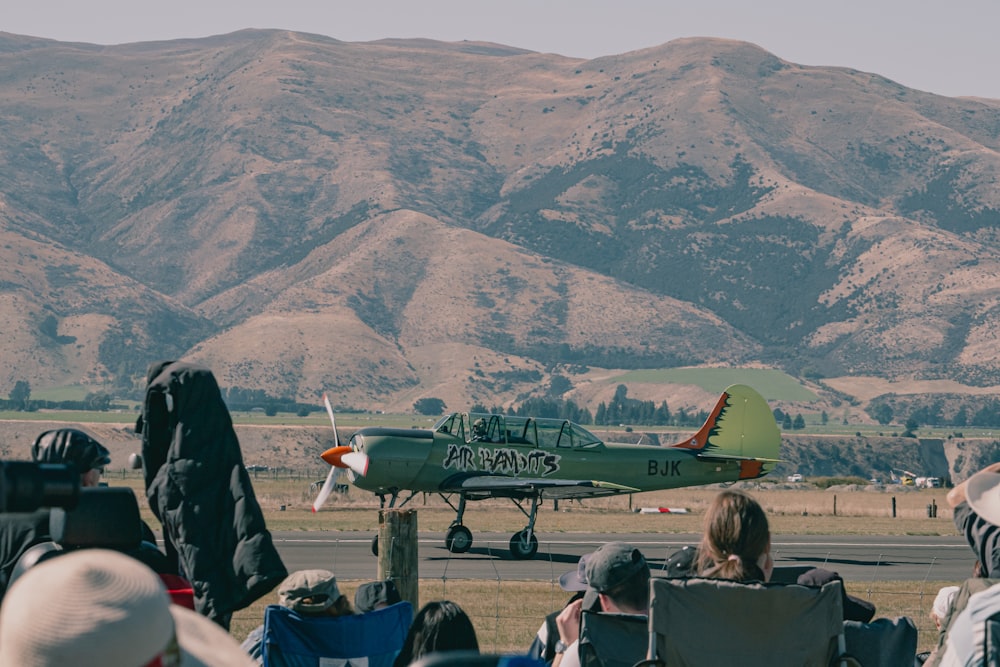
[445,525,473,553]
[371,535,379,556]
[509,529,538,560]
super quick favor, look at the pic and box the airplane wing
[441,474,640,501]
[695,452,782,463]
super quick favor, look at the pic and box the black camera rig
[0,461,80,513]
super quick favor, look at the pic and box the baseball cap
[354,579,402,613]
[0,548,254,666]
[31,428,111,472]
[797,568,876,623]
[663,545,696,578]
[278,569,342,614]
[558,553,592,591]
[585,542,649,593]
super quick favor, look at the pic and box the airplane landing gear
[509,528,538,560]
[445,524,473,553]
[441,493,473,553]
[508,491,542,560]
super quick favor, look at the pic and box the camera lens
[1,462,80,513]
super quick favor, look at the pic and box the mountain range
[1,29,999,413]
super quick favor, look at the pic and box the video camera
[0,461,80,513]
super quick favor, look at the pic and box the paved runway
[271,530,976,583]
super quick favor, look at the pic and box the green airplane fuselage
[345,425,765,496]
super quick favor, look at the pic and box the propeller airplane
[312,384,781,559]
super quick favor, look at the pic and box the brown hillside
[1,31,1000,411]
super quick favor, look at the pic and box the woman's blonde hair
[696,489,770,582]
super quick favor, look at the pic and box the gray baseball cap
[585,542,648,593]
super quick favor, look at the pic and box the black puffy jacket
[137,360,287,627]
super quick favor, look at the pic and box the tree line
[867,397,1000,429]
[425,384,715,428]
[3,380,319,417]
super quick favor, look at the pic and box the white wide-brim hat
[967,470,1000,528]
[0,548,254,667]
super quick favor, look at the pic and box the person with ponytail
[695,489,774,583]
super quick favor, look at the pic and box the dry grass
[113,476,956,537]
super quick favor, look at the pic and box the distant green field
[610,367,818,402]
[0,409,137,423]
[29,385,92,401]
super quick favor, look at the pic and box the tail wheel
[371,535,379,556]
[445,525,473,553]
[509,529,538,560]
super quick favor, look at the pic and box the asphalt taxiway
[270,530,975,583]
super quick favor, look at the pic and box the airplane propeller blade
[311,465,341,513]
[323,393,340,447]
[341,452,370,477]
[312,392,346,512]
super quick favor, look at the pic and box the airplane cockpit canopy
[433,412,602,449]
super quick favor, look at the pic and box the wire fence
[225,536,958,655]
[104,468,960,654]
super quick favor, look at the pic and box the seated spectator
[392,600,479,666]
[1,428,144,597]
[242,569,354,662]
[919,584,962,665]
[664,544,697,578]
[31,428,112,489]
[696,489,876,622]
[796,567,877,623]
[355,579,403,613]
[933,586,961,631]
[527,553,600,664]
[695,488,773,582]
[0,547,255,666]
[936,465,1000,666]
[552,541,650,667]
[948,461,1000,576]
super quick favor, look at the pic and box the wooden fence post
[378,509,419,611]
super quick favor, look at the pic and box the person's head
[393,600,478,667]
[697,489,772,582]
[31,428,110,487]
[585,541,650,614]
[0,548,255,666]
[354,579,402,613]
[931,585,960,629]
[278,569,353,617]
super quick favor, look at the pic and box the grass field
[610,367,819,402]
[108,474,954,535]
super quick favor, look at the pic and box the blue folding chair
[261,600,413,667]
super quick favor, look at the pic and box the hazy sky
[6,0,999,99]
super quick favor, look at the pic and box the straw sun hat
[0,549,254,667]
